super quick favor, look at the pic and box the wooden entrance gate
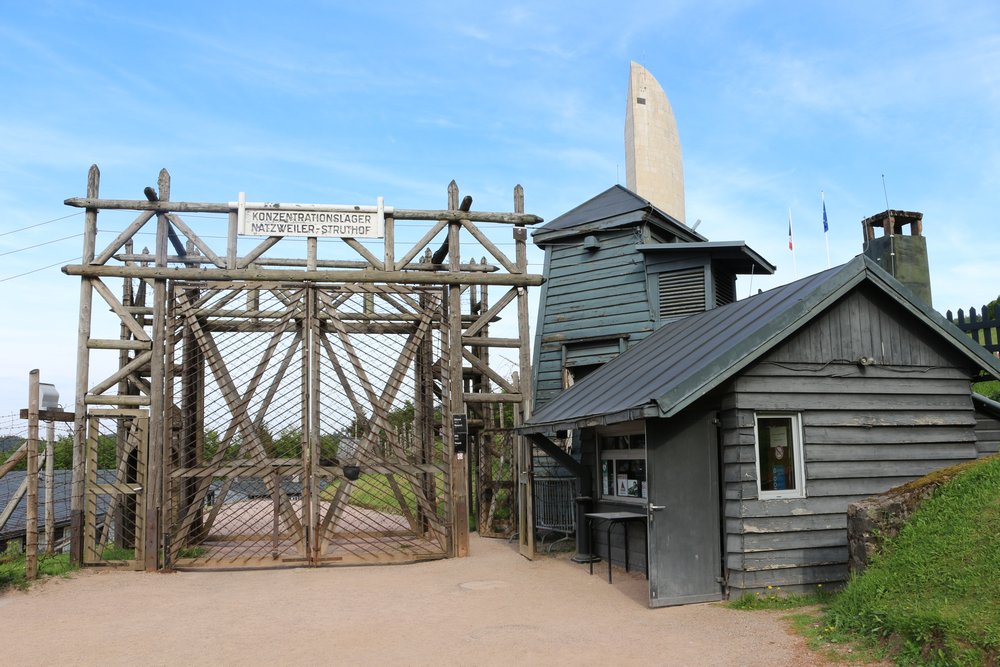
[165,282,448,566]
[64,168,542,570]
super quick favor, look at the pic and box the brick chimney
[862,210,932,306]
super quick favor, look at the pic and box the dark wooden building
[522,254,1000,606]
[531,185,774,413]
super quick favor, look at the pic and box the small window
[753,414,805,499]
[599,433,647,502]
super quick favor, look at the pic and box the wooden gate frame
[63,166,542,570]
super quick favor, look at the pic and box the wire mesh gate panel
[165,281,449,567]
[83,410,147,567]
[476,419,517,538]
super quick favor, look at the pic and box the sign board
[452,414,468,455]
[234,194,389,239]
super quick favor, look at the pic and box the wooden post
[448,184,470,557]
[514,184,535,559]
[307,237,318,271]
[26,370,40,579]
[383,208,395,269]
[116,240,134,548]
[145,169,169,571]
[307,286,320,562]
[71,164,99,565]
[44,419,55,555]
[227,208,238,269]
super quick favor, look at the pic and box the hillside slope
[828,455,1000,665]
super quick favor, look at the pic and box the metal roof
[523,255,1000,431]
[0,470,112,540]
[636,241,777,275]
[533,185,706,244]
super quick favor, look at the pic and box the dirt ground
[0,535,837,666]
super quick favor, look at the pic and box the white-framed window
[753,413,805,499]
[598,430,647,503]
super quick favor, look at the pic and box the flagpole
[822,191,831,269]
[788,207,797,279]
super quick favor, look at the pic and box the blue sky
[2,1,999,415]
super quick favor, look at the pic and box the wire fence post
[26,369,40,580]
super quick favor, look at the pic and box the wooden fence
[946,305,1000,354]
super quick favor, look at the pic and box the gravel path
[0,535,835,666]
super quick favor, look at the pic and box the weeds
[0,543,76,592]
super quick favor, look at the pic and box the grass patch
[824,455,1000,665]
[99,545,135,561]
[973,380,1000,402]
[729,585,833,610]
[0,544,76,592]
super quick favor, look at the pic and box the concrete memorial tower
[624,61,686,223]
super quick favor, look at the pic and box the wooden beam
[165,213,225,268]
[464,287,517,338]
[0,443,27,479]
[87,339,152,351]
[92,278,151,342]
[64,264,544,287]
[64,197,543,224]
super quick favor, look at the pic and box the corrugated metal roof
[533,185,705,243]
[524,255,1000,431]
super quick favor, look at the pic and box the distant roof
[533,185,706,244]
[636,241,776,275]
[523,255,1000,431]
[0,470,110,540]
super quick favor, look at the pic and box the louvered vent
[658,267,706,318]
[714,270,736,306]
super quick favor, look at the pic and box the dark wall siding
[975,404,1000,456]
[533,229,655,409]
[721,288,981,595]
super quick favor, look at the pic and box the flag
[822,192,831,268]
[788,212,794,250]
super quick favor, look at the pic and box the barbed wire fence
[0,410,78,568]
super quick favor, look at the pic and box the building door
[645,412,722,607]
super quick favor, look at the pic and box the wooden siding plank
[806,459,973,479]
[544,289,649,314]
[541,312,654,336]
[544,300,650,323]
[803,425,978,445]
[735,392,973,411]
[742,514,846,533]
[742,546,849,570]
[742,363,970,381]
[740,529,846,551]
[545,274,645,298]
[735,375,971,395]
[546,234,640,265]
[544,255,644,282]
[806,477,922,496]
[730,496,869,518]
[803,410,976,427]
[729,564,848,589]
[806,443,979,461]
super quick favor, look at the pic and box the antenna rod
[881,174,890,210]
